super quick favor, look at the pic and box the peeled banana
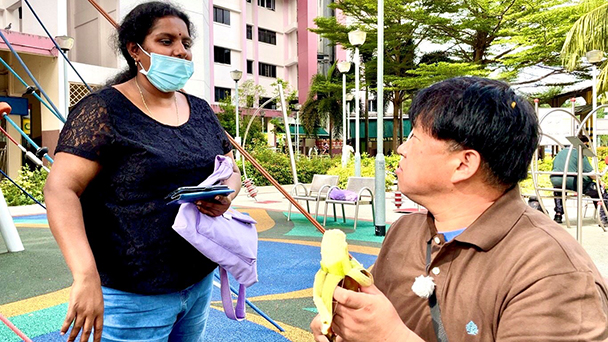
[313,229,373,336]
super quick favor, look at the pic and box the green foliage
[519,157,554,196]
[0,166,47,206]
[301,62,344,139]
[561,1,608,93]
[238,148,340,186]
[217,97,267,148]
[325,153,399,190]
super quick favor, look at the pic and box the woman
[44,2,241,342]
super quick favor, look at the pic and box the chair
[323,177,375,230]
[287,174,339,221]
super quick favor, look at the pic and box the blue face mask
[137,44,194,93]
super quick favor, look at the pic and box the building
[0,0,342,177]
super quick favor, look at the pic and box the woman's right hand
[62,275,104,342]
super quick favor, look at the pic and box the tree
[216,97,266,150]
[561,0,608,94]
[300,62,343,157]
[312,0,577,152]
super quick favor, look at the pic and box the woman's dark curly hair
[106,1,195,86]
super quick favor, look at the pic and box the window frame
[213,7,230,25]
[215,87,232,101]
[214,46,232,65]
[258,27,277,45]
[259,62,277,78]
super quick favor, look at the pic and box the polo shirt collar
[425,186,527,251]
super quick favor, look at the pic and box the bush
[326,152,399,190]
[237,148,340,186]
[0,166,47,206]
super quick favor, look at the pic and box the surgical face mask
[137,44,194,92]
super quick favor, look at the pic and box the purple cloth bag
[328,188,358,201]
[173,155,258,320]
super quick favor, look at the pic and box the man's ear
[451,149,482,184]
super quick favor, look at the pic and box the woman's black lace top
[56,87,232,294]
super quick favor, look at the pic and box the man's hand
[195,194,231,217]
[311,314,337,341]
[330,284,416,342]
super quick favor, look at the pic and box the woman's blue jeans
[99,272,214,342]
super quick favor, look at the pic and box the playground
[2,184,608,341]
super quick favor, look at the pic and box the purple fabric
[328,189,358,201]
[173,155,258,320]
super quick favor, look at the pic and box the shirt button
[432,267,440,275]
[433,236,441,244]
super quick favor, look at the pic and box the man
[550,136,607,224]
[310,77,608,342]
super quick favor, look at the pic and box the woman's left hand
[195,195,231,217]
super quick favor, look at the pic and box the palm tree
[300,62,344,157]
[561,1,608,93]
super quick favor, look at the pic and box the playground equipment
[530,98,608,241]
[243,178,258,201]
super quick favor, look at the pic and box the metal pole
[374,0,385,236]
[0,188,24,252]
[347,101,351,141]
[235,80,241,159]
[577,144,583,242]
[592,64,598,151]
[296,110,299,156]
[63,56,69,119]
[0,30,65,122]
[342,73,348,167]
[354,47,361,176]
[279,83,298,184]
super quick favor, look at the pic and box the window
[213,7,230,25]
[258,28,276,45]
[260,96,276,109]
[215,87,231,101]
[258,0,275,10]
[368,100,377,112]
[259,62,276,78]
[247,60,254,74]
[246,25,252,40]
[214,46,231,65]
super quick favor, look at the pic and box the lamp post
[230,69,243,156]
[348,29,366,177]
[54,35,74,118]
[374,0,385,236]
[293,103,302,155]
[345,93,354,141]
[337,61,352,167]
[586,50,604,150]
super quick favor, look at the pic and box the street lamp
[293,103,302,155]
[348,29,366,176]
[54,35,74,118]
[586,50,604,150]
[345,93,354,142]
[230,69,243,151]
[337,60,352,167]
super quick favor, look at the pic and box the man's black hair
[409,76,539,189]
[578,135,590,144]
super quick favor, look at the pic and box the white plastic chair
[287,174,339,221]
[323,177,375,230]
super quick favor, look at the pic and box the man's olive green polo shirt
[373,187,608,341]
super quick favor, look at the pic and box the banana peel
[313,229,373,338]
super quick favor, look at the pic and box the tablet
[166,186,235,205]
